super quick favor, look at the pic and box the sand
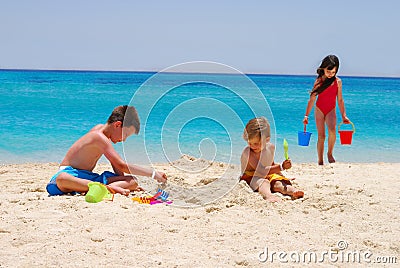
[0,158,399,267]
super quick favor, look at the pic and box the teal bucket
[298,125,312,146]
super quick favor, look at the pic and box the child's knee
[55,172,71,190]
[56,172,69,185]
[272,181,283,191]
[258,180,271,193]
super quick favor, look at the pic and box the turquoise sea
[1,69,399,165]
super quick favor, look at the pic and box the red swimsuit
[316,79,338,115]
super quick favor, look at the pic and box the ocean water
[0,69,399,165]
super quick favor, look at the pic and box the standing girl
[303,55,351,165]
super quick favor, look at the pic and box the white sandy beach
[0,158,399,267]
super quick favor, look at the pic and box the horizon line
[0,67,399,79]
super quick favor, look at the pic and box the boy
[240,117,304,202]
[46,105,167,196]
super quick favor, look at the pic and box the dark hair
[107,105,140,134]
[311,55,340,95]
[243,117,270,140]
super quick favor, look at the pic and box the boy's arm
[240,148,250,174]
[255,144,288,176]
[101,136,167,182]
[269,160,292,175]
[254,164,281,178]
[258,159,292,176]
[111,163,124,176]
[242,147,282,178]
[267,162,285,175]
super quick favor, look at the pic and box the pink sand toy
[131,189,172,205]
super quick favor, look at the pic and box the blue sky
[1,0,399,77]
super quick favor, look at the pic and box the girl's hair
[243,117,270,141]
[311,55,340,95]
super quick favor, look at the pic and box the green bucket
[85,182,112,203]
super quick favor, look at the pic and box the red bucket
[338,122,355,145]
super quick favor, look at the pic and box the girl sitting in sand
[240,117,304,202]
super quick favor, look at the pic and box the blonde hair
[243,117,270,140]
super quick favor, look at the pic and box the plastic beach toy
[156,189,169,202]
[131,191,161,204]
[85,182,114,203]
[298,125,312,146]
[283,138,289,160]
[131,196,153,204]
[338,122,356,145]
[131,189,172,205]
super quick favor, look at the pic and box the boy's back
[60,124,108,171]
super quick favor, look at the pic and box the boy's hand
[282,159,292,170]
[154,171,167,183]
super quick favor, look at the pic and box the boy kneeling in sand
[46,105,167,196]
[240,117,304,202]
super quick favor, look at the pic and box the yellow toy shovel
[283,139,289,160]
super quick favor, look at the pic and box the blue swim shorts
[46,166,117,196]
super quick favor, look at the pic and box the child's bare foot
[107,185,130,196]
[132,186,145,192]
[328,154,335,163]
[318,160,324,165]
[264,194,282,203]
[291,190,304,200]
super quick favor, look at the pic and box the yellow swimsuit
[240,170,291,186]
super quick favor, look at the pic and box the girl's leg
[272,181,304,199]
[315,108,326,165]
[325,109,337,163]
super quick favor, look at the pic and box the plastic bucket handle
[338,122,356,133]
